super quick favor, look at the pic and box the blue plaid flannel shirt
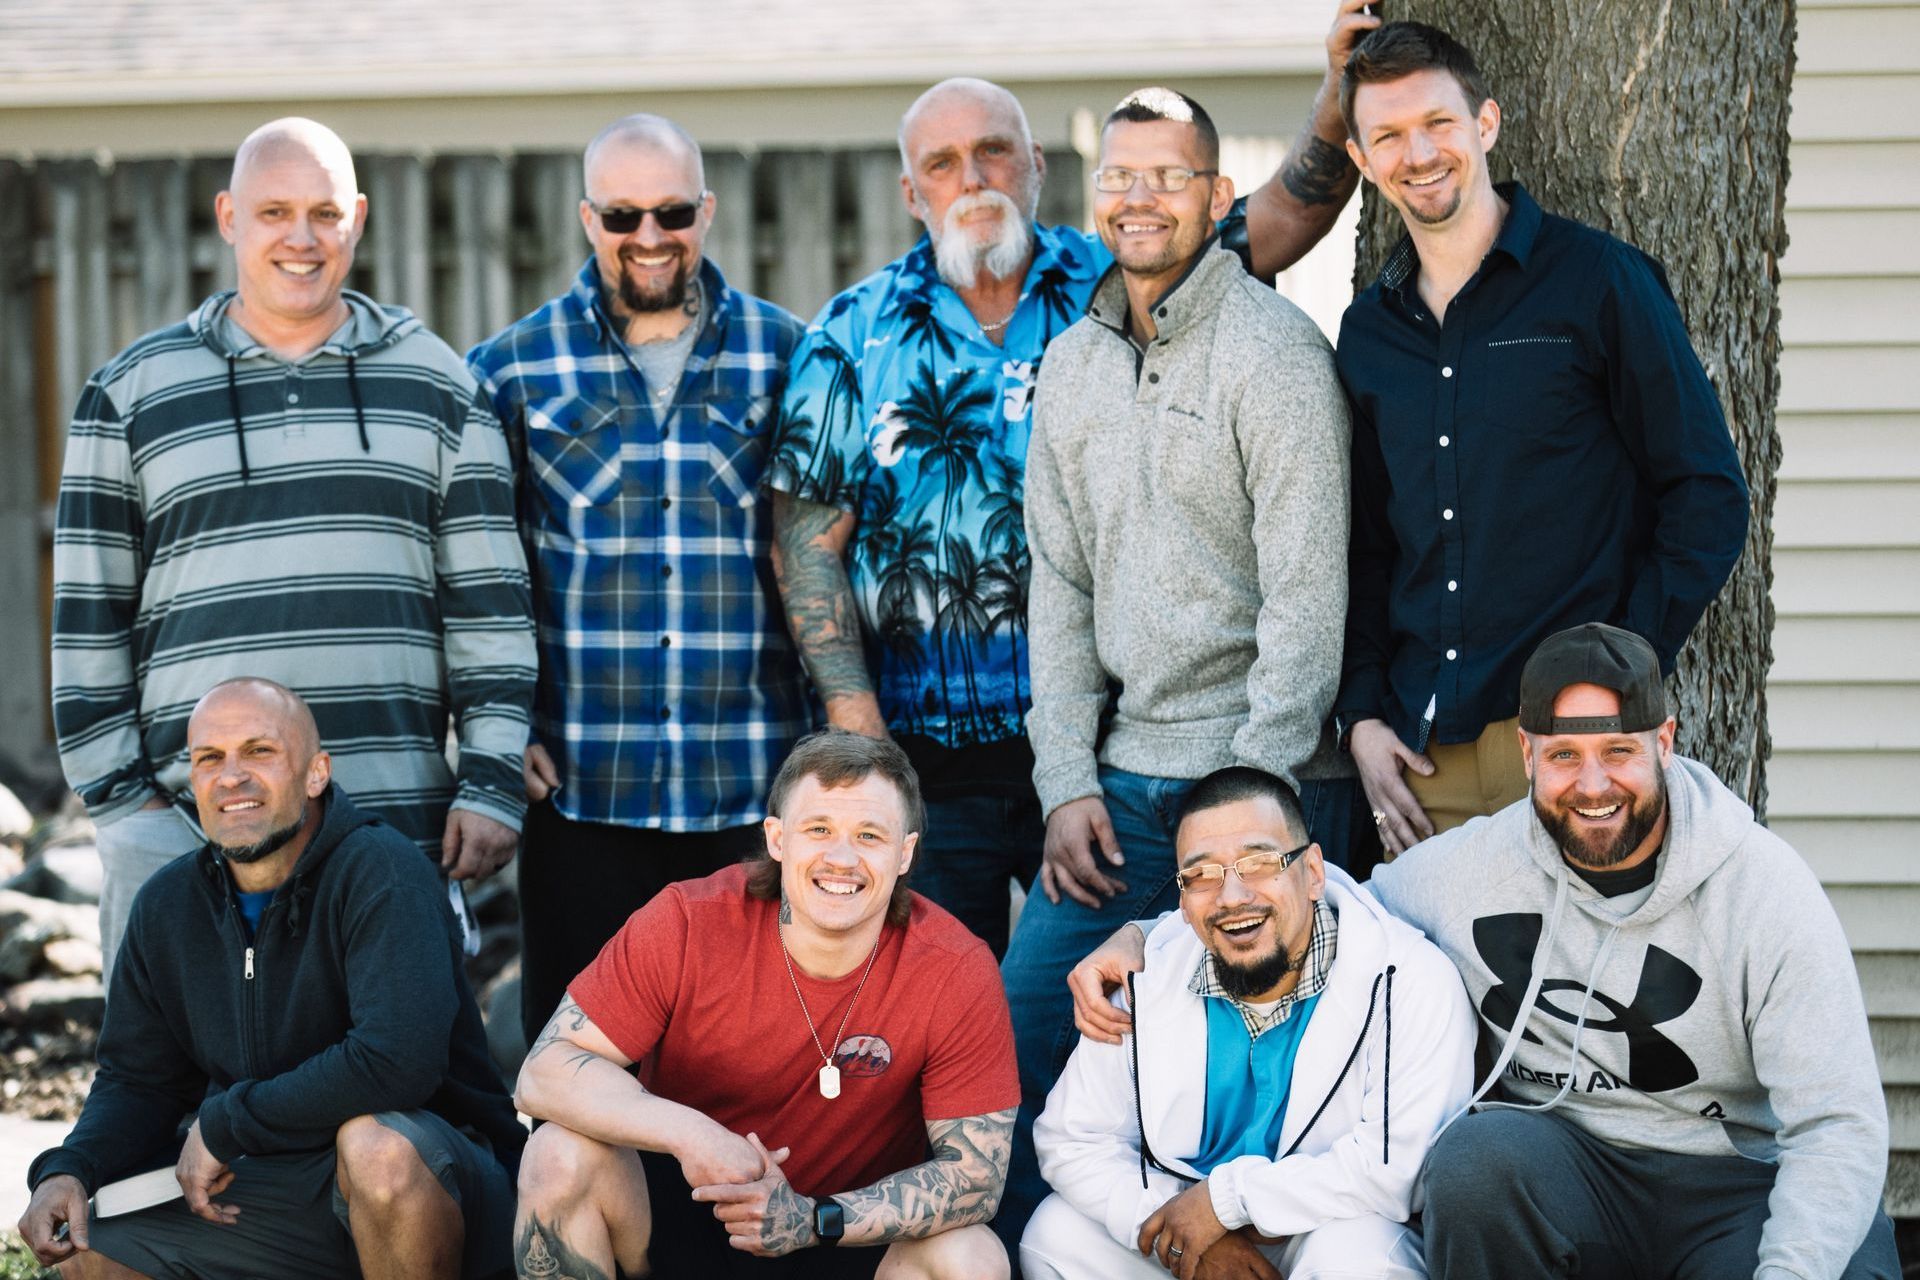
[468,258,810,830]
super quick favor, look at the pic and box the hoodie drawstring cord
[1382,964,1395,1163]
[225,356,250,481]
[345,354,370,453]
[1282,967,1386,1162]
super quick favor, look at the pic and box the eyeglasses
[591,197,706,234]
[1175,843,1311,896]
[1091,166,1218,194]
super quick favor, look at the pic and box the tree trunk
[1352,0,1795,816]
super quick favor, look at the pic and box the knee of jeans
[1425,1113,1545,1205]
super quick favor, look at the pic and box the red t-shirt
[568,864,1019,1198]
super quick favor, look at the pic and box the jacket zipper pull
[244,947,255,980]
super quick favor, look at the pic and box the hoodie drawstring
[226,356,250,481]
[1382,964,1394,1163]
[1282,965,1394,1163]
[345,353,370,454]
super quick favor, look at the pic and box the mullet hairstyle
[1104,86,1220,171]
[1173,765,1309,849]
[1340,21,1492,143]
[745,730,926,927]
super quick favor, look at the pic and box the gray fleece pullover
[1370,756,1889,1280]
[1024,248,1350,817]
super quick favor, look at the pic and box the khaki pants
[1405,716,1529,837]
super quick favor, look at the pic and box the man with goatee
[469,114,812,1054]
[19,678,523,1280]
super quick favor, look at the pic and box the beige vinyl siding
[1774,0,1920,1216]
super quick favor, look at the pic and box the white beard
[930,189,1035,290]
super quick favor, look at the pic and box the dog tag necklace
[779,920,884,1100]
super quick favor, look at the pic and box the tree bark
[1351,0,1795,815]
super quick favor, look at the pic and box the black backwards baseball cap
[1518,623,1668,735]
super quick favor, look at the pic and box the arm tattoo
[771,496,876,705]
[1280,134,1356,207]
[758,1179,818,1256]
[524,996,601,1076]
[835,1108,1016,1242]
[517,1212,612,1280]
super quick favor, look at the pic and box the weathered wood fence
[0,147,1086,772]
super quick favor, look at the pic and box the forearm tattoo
[517,1213,612,1280]
[837,1108,1016,1242]
[1280,133,1357,207]
[524,996,603,1078]
[772,497,876,706]
[759,1179,818,1256]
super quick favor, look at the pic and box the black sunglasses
[591,197,705,234]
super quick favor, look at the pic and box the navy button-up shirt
[1334,184,1747,748]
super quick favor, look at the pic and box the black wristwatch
[813,1197,845,1247]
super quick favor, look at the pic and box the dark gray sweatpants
[1423,1108,1899,1279]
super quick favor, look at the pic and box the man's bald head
[898,77,1034,171]
[229,117,358,198]
[190,677,322,762]
[583,113,705,196]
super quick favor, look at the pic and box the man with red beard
[469,115,811,1053]
[1069,625,1900,1280]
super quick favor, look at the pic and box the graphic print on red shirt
[568,863,1019,1198]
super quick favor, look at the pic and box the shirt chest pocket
[1476,336,1594,446]
[704,394,774,508]
[525,396,624,509]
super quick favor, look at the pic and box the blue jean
[912,793,1045,960]
[995,766,1194,1270]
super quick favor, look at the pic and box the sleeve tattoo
[1280,134,1356,207]
[524,995,603,1078]
[835,1107,1017,1243]
[771,495,876,705]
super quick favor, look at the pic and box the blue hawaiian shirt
[469,258,809,831]
[766,225,1108,791]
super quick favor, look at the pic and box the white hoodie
[1369,757,1889,1280]
[1033,866,1475,1247]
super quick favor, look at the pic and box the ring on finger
[1168,1245,1185,1260]
[1371,809,1386,826]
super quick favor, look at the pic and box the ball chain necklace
[778,917,885,1100]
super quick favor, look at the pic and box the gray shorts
[85,1110,513,1280]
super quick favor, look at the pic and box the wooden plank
[1787,141,1920,209]
[1781,210,1920,276]
[1889,1150,1919,1218]
[703,149,754,299]
[444,154,513,353]
[850,147,916,286]
[1796,6,1920,73]
[129,158,190,335]
[0,158,47,764]
[1769,751,1920,819]
[189,157,235,299]
[366,153,431,322]
[1871,1017,1920,1085]
[1772,480,1920,548]
[1771,548,1920,615]
[1852,954,1920,1017]
[1771,820,1920,884]
[520,151,581,317]
[1779,276,1920,345]
[762,150,834,320]
[1778,413,1920,480]
[1788,74,1920,143]
[1768,684,1920,750]
[1890,1085,1920,1152]
[1773,617,1920,681]
[1779,347,1920,413]
[1832,886,1920,949]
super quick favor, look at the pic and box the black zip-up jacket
[28,786,525,1194]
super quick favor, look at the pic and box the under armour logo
[1472,913,1701,1093]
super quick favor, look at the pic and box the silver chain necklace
[778,917,885,1100]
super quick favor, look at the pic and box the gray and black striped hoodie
[52,290,535,856]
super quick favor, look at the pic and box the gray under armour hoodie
[1370,756,1888,1280]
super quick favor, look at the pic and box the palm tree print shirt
[766,227,1112,785]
